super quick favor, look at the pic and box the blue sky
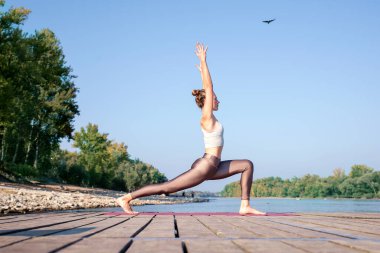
[6,1,380,192]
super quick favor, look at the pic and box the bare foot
[239,206,266,215]
[116,194,139,214]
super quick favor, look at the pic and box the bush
[8,163,38,178]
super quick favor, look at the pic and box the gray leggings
[129,153,254,200]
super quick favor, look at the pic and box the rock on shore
[0,183,208,214]
[0,186,119,214]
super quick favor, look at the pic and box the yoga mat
[104,212,298,216]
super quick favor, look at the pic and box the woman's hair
[192,89,206,108]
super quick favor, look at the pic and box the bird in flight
[262,19,275,24]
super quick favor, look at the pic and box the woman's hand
[195,42,208,63]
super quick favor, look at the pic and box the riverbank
[0,182,208,215]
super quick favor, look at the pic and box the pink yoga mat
[104,212,298,216]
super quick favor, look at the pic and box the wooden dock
[0,211,379,252]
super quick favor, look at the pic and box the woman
[117,43,265,215]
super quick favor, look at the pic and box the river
[90,197,380,213]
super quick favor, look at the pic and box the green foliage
[50,149,86,185]
[349,164,374,178]
[1,1,79,174]
[73,123,112,187]
[7,163,37,178]
[221,166,380,199]
[220,181,241,197]
[123,160,167,191]
[48,123,168,191]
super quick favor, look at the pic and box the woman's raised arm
[195,42,214,119]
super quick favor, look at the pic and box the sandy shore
[0,182,208,215]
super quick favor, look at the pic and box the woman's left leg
[207,159,254,200]
[207,159,266,215]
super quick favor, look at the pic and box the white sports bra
[201,121,224,148]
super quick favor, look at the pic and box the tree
[107,142,130,168]
[50,149,86,185]
[73,123,111,187]
[359,172,380,198]
[349,165,374,178]
[122,160,167,192]
[0,1,31,161]
[332,168,346,179]
[26,29,79,171]
[220,182,241,197]
[0,1,79,176]
[70,123,168,190]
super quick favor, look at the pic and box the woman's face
[213,93,220,111]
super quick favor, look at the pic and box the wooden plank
[59,237,130,253]
[0,215,106,248]
[233,239,306,253]
[0,212,95,226]
[0,213,104,234]
[50,216,129,237]
[0,212,72,219]
[175,216,217,238]
[12,216,108,236]
[361,219,380,223]
[0,216,130,252]
[287,215,380,228]
[329,239,380,253]
[0,236,29,249]
[219,216,296,238]
[284,216,380,236]
[303,214,380,227]
[0,212,73,225]
[283,240,362,253]
[127,239,182,253]
[0,237,81,253]
[267,217,380,240]
[231,217,343,239]
[92,216,155,238]
[0,216,18,220]
[135,216,174,238]
[194,215,258,238]
[304,213,380,219]
[184,239,246,253]
[0,216,106,248]
[0,214,149,250]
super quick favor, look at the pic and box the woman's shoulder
[200,116,219,132]
[200,115,216,124]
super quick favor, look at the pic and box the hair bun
[191,89,205,108]
[192,89,199,96]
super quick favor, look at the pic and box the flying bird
[262,19,275,24]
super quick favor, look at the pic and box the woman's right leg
[117,156,219,213]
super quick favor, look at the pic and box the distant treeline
[0,1,168,191]
[221,165,380,199]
